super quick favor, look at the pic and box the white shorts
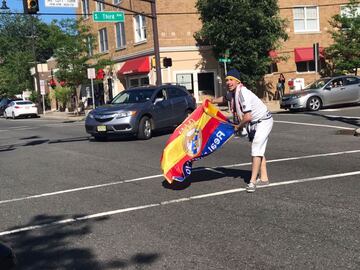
[251,117,273,157]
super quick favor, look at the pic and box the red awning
[268,50,278,59]
[294,47,324,62]
[118,57,150,75]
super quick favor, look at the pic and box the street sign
[87,68,96,79]
[224,49,230,58]
[93,11,125,22]
[40,80,46,95]
[45,0,78,8]
[219,58,231,63]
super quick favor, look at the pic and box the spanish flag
[161,99,236,184]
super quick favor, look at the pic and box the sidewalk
[220,100,284,116]
[39,110,86,121]
[39,101,284,121]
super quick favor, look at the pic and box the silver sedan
[280,75,360,111]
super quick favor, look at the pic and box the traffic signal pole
[150,0,162,85]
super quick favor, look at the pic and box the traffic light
[23,0,39,14]
[163,57,172,68]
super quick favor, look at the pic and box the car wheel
[307,97,322,111]
[137,116,152,140]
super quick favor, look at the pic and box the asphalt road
[0,105,359,270]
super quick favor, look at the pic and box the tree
[53,19,95,113]
[195,0,288,89]
[326,0,360,76]
[0,14,67,97]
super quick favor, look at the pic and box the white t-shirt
[234,84,268,123]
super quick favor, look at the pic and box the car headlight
[115,111,137,119]
[87,111,95,119]
[290,94,303,99]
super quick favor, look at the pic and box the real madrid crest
[183,123,202,157]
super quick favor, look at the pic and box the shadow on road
[162,167,251,190]
[0,136,90,152]
[304,112,360,128]
[2,214,161,269]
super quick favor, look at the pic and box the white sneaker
[256,178,269,186]
[246,182,256,193]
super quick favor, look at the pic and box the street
[0,105,359,270]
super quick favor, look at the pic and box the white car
[4,100,38,119]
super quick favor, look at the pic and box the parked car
[85,85,196,140]
[4,100,38,119]
[280,75,360,111]
[0,98,22,116]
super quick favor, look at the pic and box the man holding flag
[211,68,273,193]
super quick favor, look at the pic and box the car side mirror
[325,86,331,90]
[154,97,164,104]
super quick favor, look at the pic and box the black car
[0,98,22,116]
[85,84,196,140]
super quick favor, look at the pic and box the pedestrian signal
[163,57,172,68]
[24,0,39,14]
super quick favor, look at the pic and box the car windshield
[304,78,331,89]
[111,89,155,104]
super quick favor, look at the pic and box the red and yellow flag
[160,99,235,184]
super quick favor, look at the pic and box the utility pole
[149,0,161,85]
[30,15,43,113]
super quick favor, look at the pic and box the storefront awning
[118,56,150,75]
[294,47,324,62]
[268,50,278,59]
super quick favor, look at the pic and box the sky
[6,0,77,24]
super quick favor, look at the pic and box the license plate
[96,125,106,132]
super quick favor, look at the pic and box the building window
[115,22,126,49]
[176,74,194,94]
[267,63,278,74]
[129,76,149,88]
[96,0,105,11]
[114,0,122,5]
[86,36,93,56]
[293,6,319,32]
[82,0,89,19]
[296,61,315,72]
[99,28,108,53]
[134,15,147,43]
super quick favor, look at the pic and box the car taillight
[14,106,20,109]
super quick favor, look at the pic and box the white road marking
[1,149,360,205]
[203,168,225,174]
[0,170,359,236]
[323,114,360,120]
[275,120,354,130]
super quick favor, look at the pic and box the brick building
[78,0,219,104]
[77,0,355,102]
[267,0,354,95]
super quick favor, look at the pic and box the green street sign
[93,11,125,22]
[219,58,231,63]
